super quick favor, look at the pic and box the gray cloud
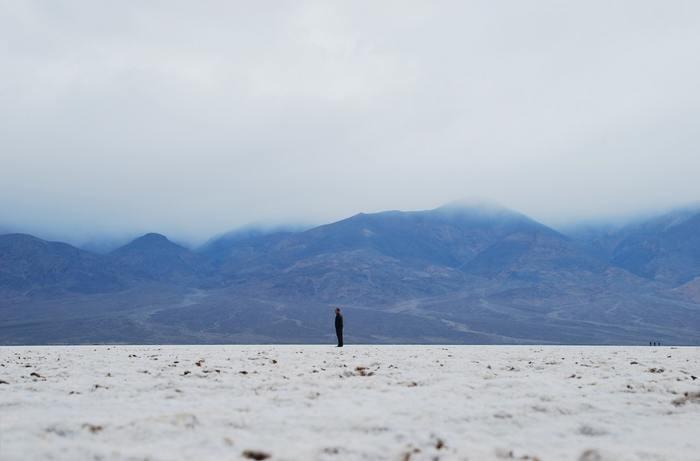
[1,1,699,246]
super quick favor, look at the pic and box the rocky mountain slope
[1,204,699,345]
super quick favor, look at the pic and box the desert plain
[1,345,698,461]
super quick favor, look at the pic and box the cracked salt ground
[0,345,698,460]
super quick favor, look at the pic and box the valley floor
[0,345,698,461]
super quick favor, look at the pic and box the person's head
[335,308,341,315]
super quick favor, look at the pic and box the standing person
[334,308,344,347]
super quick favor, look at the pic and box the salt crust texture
[1,345,698,460]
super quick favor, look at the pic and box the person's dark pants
[336,328,343,347]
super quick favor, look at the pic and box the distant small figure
[649,341,652,346]
[334,308,344,347]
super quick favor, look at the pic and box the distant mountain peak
[112,233,188,255]
[108,233,206,282]
[431,201,537,227]
[135,232,169,242]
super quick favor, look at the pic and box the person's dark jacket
[335,314,343,330]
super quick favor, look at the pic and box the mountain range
[1,203,699,345]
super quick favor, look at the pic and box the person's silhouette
[334,308,344,347]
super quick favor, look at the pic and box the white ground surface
[1,346,698,461]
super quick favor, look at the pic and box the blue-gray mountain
[574,207,700,285]
[1,204,699,345]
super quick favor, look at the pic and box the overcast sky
[1,1,699,246]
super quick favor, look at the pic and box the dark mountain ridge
[1,203,699,345]
[109,233,211,283]
[209,204,565,270]
[575,206,700,285]
[0,233,123,295]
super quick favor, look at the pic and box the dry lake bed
[1,345,698,460]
